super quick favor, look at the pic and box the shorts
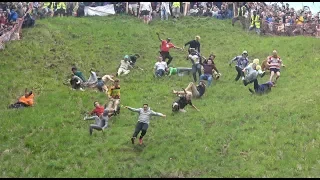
[140,10,150,16]
[270,68,280,73]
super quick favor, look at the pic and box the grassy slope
[1,15,320,178]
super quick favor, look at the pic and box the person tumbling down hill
[70,66,86,91]
[165,66,193,76]
[107,79,121,115]
[124,54,140,66]
[200,59,218,86]
[83,69,98,88]
[9,88,35,109]
[96,74,115,93]
[248,79,275,95]
[242,63,259,86]
[172,81,206,99]
[156,32,183,65]
[172,90,200,113]
[154,56,167,77]
[85,101,105,117]
[117,57,133,77]
[84,106,115,136]
[202,53,221,80]
[125,104,166,145]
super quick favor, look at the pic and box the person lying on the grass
[248,79,274,95]
[172,90,200,113]
[107,79,121,114]
[125,103,166,145]
[172,81,206,99]
[154,56,167,77]
[83,69,98,88]
[9,88,35,109]
[96,74,115,93]
[124,54,140,66]
[70,74,85,91]
[202,53,221,80]
[71,66,86,82]
[165,66,192,76]
[85,101,105,117]
[84,107,115,136]
[70,66,86,91]
[117,57,133,77]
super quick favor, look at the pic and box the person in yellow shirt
[56,2,66,17]
[107,79,121,115]
[9,88,35,109]
[172,2,180,18]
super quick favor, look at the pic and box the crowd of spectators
[0,2,35,38]
[232,2,320,37]
[1,2,320,38]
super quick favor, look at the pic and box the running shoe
[131,137,136,144]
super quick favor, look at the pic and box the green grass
[1,15,320,178]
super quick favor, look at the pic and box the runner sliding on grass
[125,104,166,145]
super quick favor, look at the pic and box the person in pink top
[267,50,284,84]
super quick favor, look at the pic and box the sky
[269,2,320,13]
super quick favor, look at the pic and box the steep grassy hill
[1,15,320,178]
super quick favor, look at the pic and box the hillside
[1,15,320,178]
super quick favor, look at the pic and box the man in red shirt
[84,101,105,119]
[156,32,182,65]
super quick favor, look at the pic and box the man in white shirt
[139,2,152,24]
[117,57,133,76]
[154,56,167,77]
[160,2,170,20]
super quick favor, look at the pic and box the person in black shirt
[124,54,140,66]
[184,35,201,54]
[172,91,200,113]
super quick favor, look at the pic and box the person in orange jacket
[9,88,35,109]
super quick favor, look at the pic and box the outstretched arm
[125,106,141,112]
[191,104,200,111]
[229,56,238,65]
[150,110,166,117]
[156,32,162,41]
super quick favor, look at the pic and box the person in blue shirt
[248,79,274,95]
[8,9,18,22]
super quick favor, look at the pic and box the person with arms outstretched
[156,32,182,65]
[125,104,166,145]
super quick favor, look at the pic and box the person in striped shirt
[107,79,121,114]
[267,50,283,83]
